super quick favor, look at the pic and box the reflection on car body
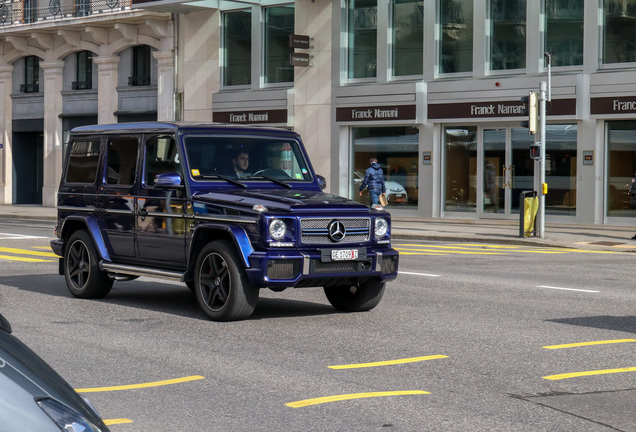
[0,313,110,432]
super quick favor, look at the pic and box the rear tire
[194,240,258,321]
[64,230,113,299]
[324,280,385,312]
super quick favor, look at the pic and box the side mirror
[317,174,327,190]
[154,172,184,188]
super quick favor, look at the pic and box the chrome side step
[100,262,185,282]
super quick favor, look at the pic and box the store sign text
[470,104,524,116]
[337,105,416,122]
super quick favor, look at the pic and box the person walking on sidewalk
[359,157,386,206]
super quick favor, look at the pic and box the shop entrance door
[479,127,535,219]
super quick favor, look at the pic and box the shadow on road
[0,274,337,321]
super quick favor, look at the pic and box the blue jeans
[369,189,381,205]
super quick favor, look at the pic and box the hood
[0,322,108,430]
[371,162,381,170]
[193,188,371,214]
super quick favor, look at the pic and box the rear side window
[106,137,139,185]
[65,140,101,183]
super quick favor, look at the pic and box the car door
[135,134,187,266]
[98,135,140,258]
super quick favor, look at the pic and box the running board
[100,262,185,282]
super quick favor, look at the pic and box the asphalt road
[1,219,635,431]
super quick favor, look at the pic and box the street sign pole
[538,80,547,239]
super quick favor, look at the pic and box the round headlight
[269,218,287,240]
[374,217,388,237]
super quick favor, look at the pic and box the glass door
[479,126,535,219]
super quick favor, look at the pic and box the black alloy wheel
[194,240,258,321]
[64,230,113,299]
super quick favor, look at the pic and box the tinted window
[144,136,181,186]
[65,140,100,183]
[106,137,139,185]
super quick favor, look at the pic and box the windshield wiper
[249,175,292,188]
[197,174,247,188]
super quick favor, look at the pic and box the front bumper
[245,247,399,288]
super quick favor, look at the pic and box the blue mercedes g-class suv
[51,122,399,321]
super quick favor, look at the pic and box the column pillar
[41,61,65,207]
[94,55,120,124]
[0,65,13,204]
[153,50,175,121]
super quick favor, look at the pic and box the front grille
[310,259,373,274]
[300,218,371,245]
[267,259,302,280]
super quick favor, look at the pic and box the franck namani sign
[428,99,576,119]
[591,96,636,115]
[336,105,417,122]
[213,109,287,124]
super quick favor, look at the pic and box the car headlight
[269,218,287,240]
[37,398,103,432]
[374,218,388,238]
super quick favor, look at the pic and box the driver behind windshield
[231,150,251,178]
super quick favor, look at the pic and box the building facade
[1,0,636,226]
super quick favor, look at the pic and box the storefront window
[264,6,295,84]
[607,121,636,217]
[444,126,477,213]
[603,0,636,64]
[352,126,419,207]
[348,0,377,79]
[439,0,473,74]
[543,124,578,216]
[545,0,583,67]
[489,0,526,71]
[223,10,252,86]
[392,0,423,76]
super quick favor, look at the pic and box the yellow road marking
[0,254,53,262]
[543,339,636,349]
[286,390,430,408]
[543,367,636,380]
[328,355,448,369]
[395,247,503,255]
[104,419,134,426]
[0,247,58,257]
[75,375,205,393]
[397,252,447,256]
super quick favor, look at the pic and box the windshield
[182,134,313,183]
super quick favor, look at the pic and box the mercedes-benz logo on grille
[328,220,346,242]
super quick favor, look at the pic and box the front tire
[64,230,113,299]
[194,240,258,321]
[324,280,385,312]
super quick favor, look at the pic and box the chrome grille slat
[300,217,371,245]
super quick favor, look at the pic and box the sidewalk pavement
[1,204,635,253]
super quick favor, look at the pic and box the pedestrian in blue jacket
[359,157,386,206]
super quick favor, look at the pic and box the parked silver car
[0,313,110,432]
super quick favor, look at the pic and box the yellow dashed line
[543,367,636,380]
[543,339,636,349]
[328,355,449,369]
[75,375,205,393]
[0,254,53,263]
[0,247,58,257]
[395,247,503,255]
[286,390,430,408]
[104,419,134,426]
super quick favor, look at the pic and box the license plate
[331,249,359,261]
[396,194,403,197]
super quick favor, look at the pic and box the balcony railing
[128,75,150,86]
[20,83,39,93]
[72,80,92,90]
[0,0,131,27]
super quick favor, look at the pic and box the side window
[65,140,101,183]
[144,136,180,186]
[106,137,139,185]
